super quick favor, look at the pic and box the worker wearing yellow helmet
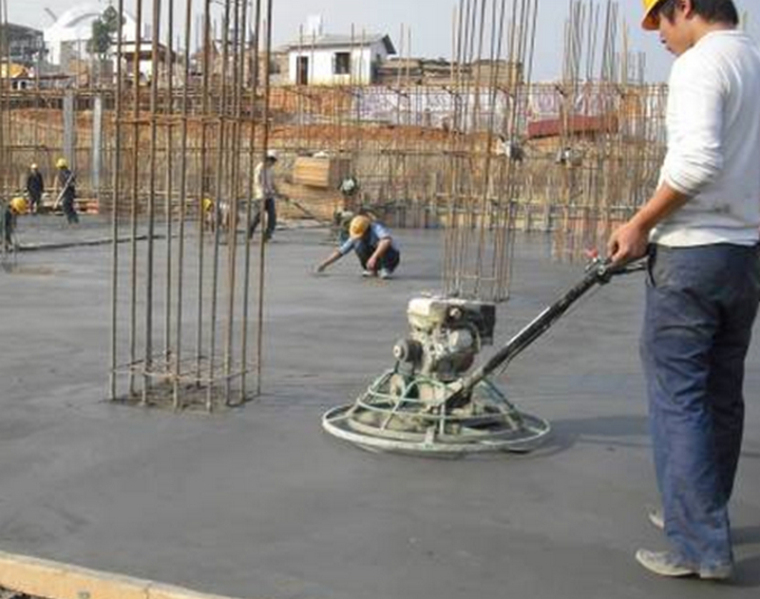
[316,214,400,279]
[26,162,44,214]
[10,196,28,215]
[608,0,755,581]
[56,157,79,224]
[3,197,27,250]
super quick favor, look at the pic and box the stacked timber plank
[292,156,351,189]
[279,181,343,223]
[284,156,353,222]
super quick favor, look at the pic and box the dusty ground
[1,215,759,599]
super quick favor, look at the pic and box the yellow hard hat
[30,163,38,170]
[10,196,28,214]
[56,157,68,169]
[641,0,665,31]
[202,197,214,212]
[349,215,371,239]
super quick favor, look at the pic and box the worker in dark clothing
[56,158,78,224]
[2,197,27,251]
[26,163,44,214]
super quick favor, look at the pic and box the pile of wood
[282,156,353,222]
[292,156,351,188]
[279,182,342,223]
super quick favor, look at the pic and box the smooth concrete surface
[1,216,760,599]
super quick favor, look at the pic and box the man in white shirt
[248,150,279,242]
[608,0,760,580]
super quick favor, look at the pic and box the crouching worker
[3,197,27,251]
[316,215,400,279]
[202,197,231,234]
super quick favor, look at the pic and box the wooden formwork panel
[0,550,253,599]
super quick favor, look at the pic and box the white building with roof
[282,19,396,86]
[44,3,142,67]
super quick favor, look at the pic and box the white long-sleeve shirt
[254,162,276,200]
[651,30,760,247]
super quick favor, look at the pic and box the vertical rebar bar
[255,0,274,396]
[129,0,144,400]
[110,0,126,400]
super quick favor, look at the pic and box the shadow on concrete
[553,414,649,437]
[534,414,649,455]
[735,524,760,546]
[733,554,760,588]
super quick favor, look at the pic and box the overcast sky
[10,0,760,82]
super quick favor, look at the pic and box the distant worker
[56,158,78,224]
[338,175,359,199]
[316,215,400,279]
[26,163,44,214]
[202,196,232,234]
[331,209,355,243]
[2,196,27,251]
[248,150,279,242]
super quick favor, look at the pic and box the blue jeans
[641,243,760,569]
[355,242,400,273]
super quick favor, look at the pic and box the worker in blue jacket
[316,215,400,279]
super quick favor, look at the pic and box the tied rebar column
[109,0,271,410]
[442,0,540,302]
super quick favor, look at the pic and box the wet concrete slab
[1,217,759,598]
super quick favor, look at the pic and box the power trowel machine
[322,257,644,456]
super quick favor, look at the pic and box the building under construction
[7,3,760,599]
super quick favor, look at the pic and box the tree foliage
[86,6,123,60]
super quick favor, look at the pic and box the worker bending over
[316,215,400,279]
[3,197,27,251]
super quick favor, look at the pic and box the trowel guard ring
[322,370,550,456]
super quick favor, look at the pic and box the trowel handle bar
[456,259,643,395]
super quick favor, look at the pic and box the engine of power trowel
[391,297,496,383]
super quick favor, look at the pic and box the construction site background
[0,79,667,232]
